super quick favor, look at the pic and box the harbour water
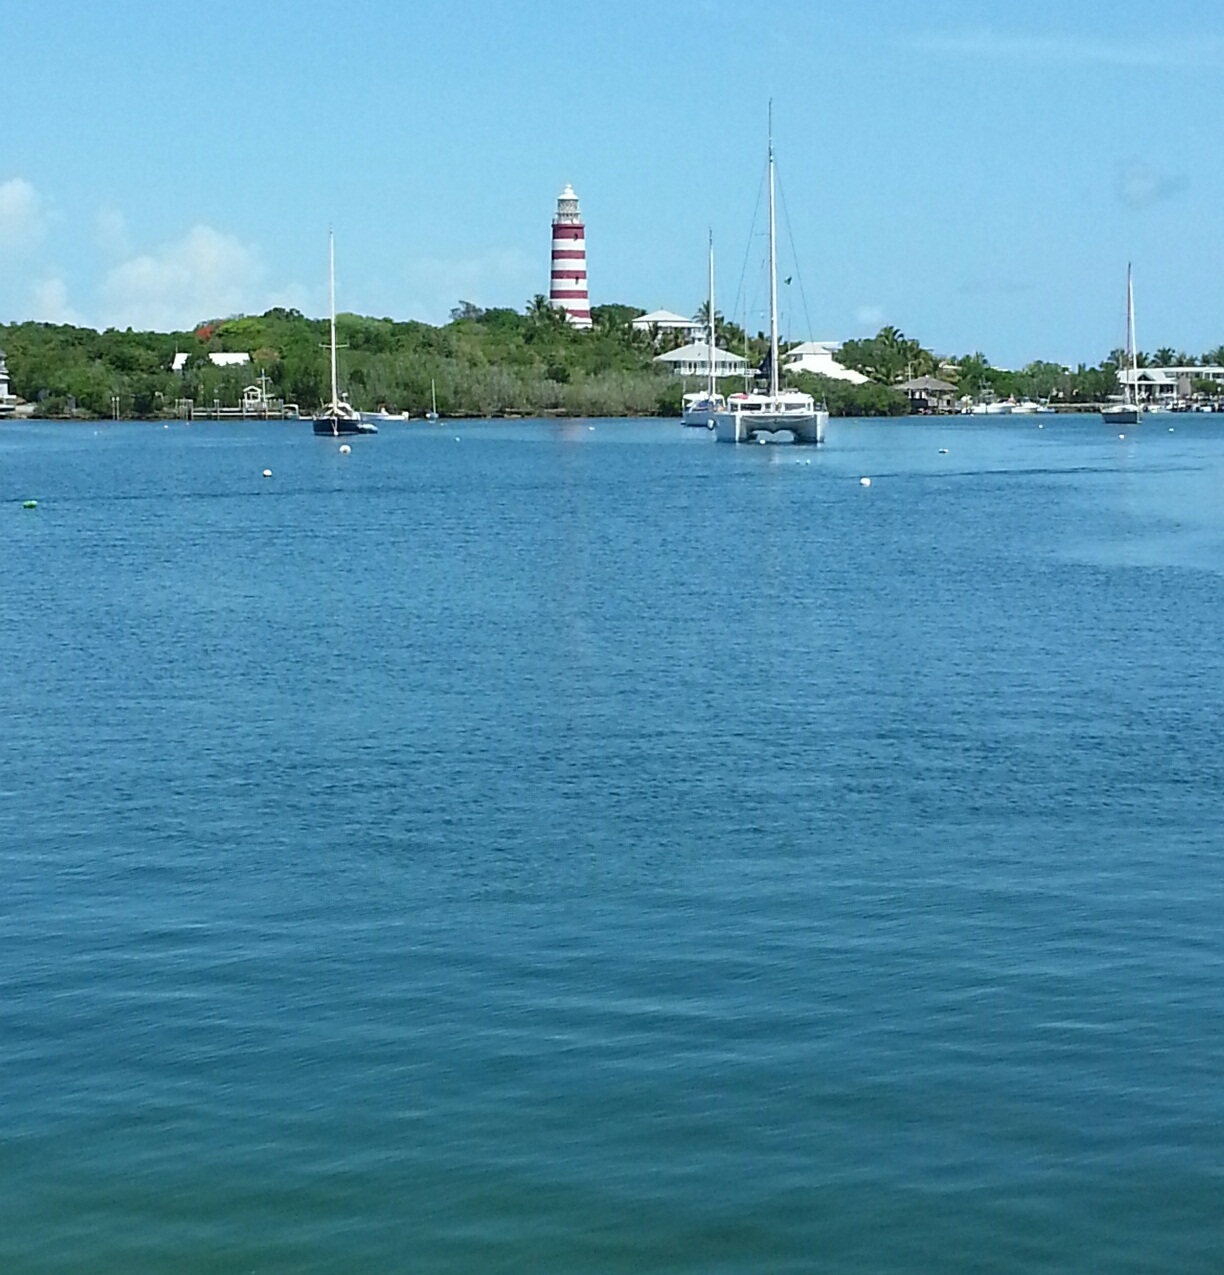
[2,416,1222,1273]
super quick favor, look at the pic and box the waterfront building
[782,340,869,384]
[899,375,958,412]
[654,341,749,379]
[1120,364,1224,403]
[0,348,17,415]
[549,184,591,328]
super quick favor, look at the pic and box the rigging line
[731,156,770,332]
[774,165,814,344]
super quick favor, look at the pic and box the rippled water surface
[2,415,1222,1273]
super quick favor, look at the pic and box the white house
[633,309,704,338]
[1120,365,1224,402]
[654,341,749,379]
[171,351,252,372]
[782,341,868,384]
[0,348,17,415]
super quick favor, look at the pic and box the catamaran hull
[713,409,828,445]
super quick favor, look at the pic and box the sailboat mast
[767,103,779,400]
[707,230,716,399]
[1127,263,1137,407]
[329,229,339,412]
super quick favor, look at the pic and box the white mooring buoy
[939,448,948,454]
[1119,434,1125,440]
[339,444,351,454]
[262,469,272,478]
[860,477,872,487]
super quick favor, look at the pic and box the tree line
[4,304,1220,421]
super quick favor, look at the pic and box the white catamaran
[1102,264,1141,427]
[313,230,377,436]
[713,109,827,446]
[682,232,727,428]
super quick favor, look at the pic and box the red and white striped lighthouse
[549,184,591,328]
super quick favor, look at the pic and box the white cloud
[1118,165,1188,208]
[401,248,535,324]
[912,28,1224,70]
[98,224,288,330]
[95,205,130,257]
[854,304,885,329]
[29,277,82,325]
[0,178,48,252]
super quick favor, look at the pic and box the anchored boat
[313,231,377,437]
[1102,264,1141,427]
[682,232,727,429]
[713,108,827,446]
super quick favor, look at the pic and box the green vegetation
[4,303,1223,420]
[0,301,683,420]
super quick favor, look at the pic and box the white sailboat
[713,107,827,446]
[312,230,377,436]
[1102,264,1141,427]
[682,231,727,428]
[426,379,439,422]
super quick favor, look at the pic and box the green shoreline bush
[5,306,1197,420]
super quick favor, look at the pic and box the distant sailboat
[682,232,727,428]
[426,379,439,422]
[1102,264,1141,427]
[312,230,377,436]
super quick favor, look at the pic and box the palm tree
[526,294,553,322]
[1153,347,1177,367]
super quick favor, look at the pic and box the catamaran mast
[707,230,716,400]
[767,102,779,400]
[329,229,339,413]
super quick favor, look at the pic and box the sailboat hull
[682,393,724,428]
[312,414,378,435]
[1101,406,1140,425]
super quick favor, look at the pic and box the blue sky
[3,0,1221,366]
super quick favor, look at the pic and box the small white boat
[425,379,440,422]
[683,232,727,428]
